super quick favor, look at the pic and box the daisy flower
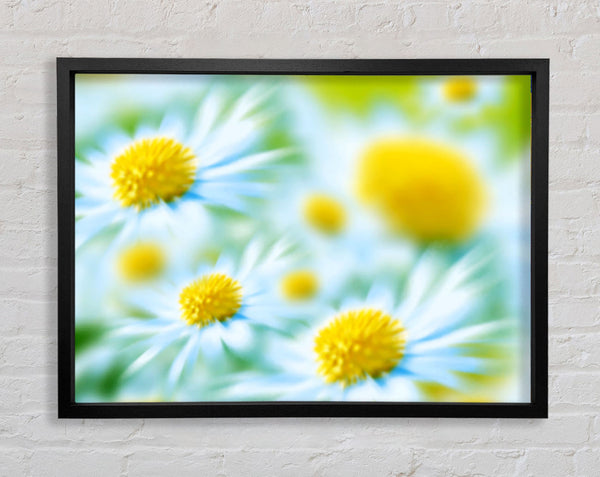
[356,135,488,242]
[226,248,522,402]
[443,76,479,102]
[105,237,304,398]
[75,83,289,249]
[420,75,532,166]
[296,77,525,249]
[427,75,504,110]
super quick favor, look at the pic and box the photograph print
[71,68,534,407]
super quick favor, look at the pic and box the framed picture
[58,58,548,418]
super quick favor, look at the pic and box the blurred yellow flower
[303,193,346,235]
[110,137,197,211]
[281,270,319,301]
[179,273,242,328]
[443,76,478,102]
[357,138,486,242]
[117,242,166,282]
[314,308,406,387]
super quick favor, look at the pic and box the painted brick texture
[0,0,599,475]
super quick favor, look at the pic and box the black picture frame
[57,58,549,419]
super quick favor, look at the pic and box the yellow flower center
[314,308,406,387]
[303,193,346,235]
[443,77,477,102]
[117,242,166,282]
[281,270,319,301]
[357,138,486,242]
[179,273,243,328]
[110,137,197,211]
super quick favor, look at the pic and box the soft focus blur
[75,74,531,403]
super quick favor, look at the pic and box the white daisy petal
[191,183,255,213]
[100,130,132,156]
[343,377,384,401]
[218,320,253,353]
[158,113,187,141]
[201,149,289,180]
[189,89,225,148]
[383,375,422,402]
[198,325,226,360]
[167,332,202,391]
[75,207,124,249]
[123,326,188,377]
[113,319,181,337]
[406,286,480,342]
[200,118,260,166]
[409,320,511,353]
[398,356,462,389]
[228,84,272,121]
[236,239,264,282]
[75,160,110,193]
[396,253,440,318]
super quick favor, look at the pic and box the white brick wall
[0,0,598,475]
